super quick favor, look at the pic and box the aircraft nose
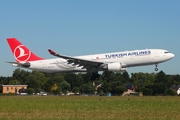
[170,53,175,58]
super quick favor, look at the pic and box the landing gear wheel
[155,64,158,71]
[90,72,100,80]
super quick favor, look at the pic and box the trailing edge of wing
[48,49,103,66]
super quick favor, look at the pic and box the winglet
[48,49,56,55]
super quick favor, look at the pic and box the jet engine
[103,62,126,72]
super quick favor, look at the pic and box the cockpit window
[164,51,170,54]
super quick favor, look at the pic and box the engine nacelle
[105,62,126,72]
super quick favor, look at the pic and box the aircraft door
[151,51,160,62]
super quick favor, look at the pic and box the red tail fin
[7,38,44,62]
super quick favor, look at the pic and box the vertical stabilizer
[7,38,44,62]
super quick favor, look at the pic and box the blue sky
[0,0,180,76]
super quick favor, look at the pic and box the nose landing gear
[155,64,158,71]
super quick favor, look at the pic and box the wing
[48,49,104,70]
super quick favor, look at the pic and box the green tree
[113,86,126,95]
[122,71,130,83]
[82,72,92,83]
[145,83,166,95]
[165,89,177,96]
[52,74,65,86]
[114,73,123,82]
[12,68,30,84]
[99,82,112,94]
[64,73,83,90]
[168,75,180,86]
[72,87,80,95]
[31,71,47,89]
[101,71,116,82]
[0,76,12,84]
[155,70,167,83]
[131,72,156,92]
[60,81,70,95]
[143,88,153,96]
[12,68,21,79]
[80,83,95,94]
[8,80,20,85]
[25,74,41,89]
[44,73,65,92]
[27,88,34,95]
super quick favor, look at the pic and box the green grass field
[0,96,179,120]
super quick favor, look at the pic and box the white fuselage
[20,49,174,73]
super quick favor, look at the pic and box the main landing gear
[155,64,158,71]
[91,72,100,80]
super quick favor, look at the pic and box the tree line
[0,68,180,96]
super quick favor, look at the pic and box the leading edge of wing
[48,49,103,66]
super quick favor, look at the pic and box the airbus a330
[6,38,174,79]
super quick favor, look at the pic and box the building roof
[171,85,180,91]
[2,85,28,87]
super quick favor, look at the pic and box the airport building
[1,85,28,94]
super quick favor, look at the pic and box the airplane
[6,38,174,79]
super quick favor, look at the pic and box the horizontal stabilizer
[7,61,31,68]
